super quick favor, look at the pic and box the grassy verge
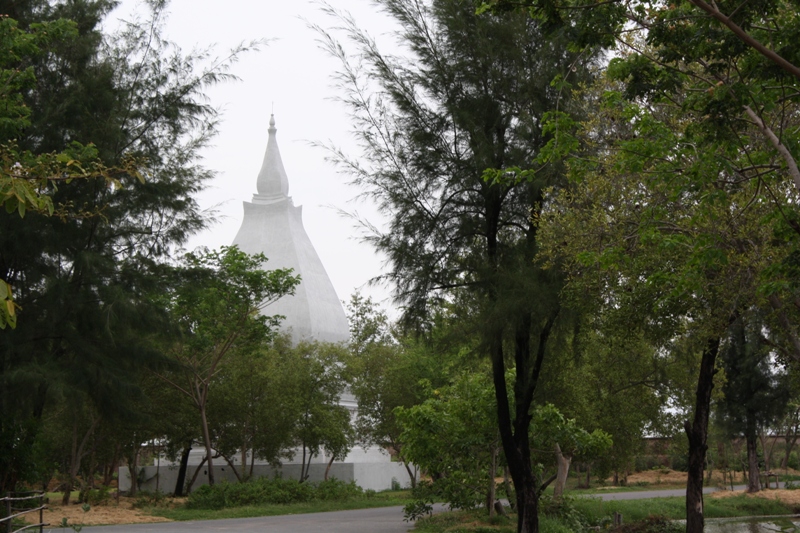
[572,494,795,522]
[412,494,797,533]
[147,490,412,521]
[45,491,80,501]
[543,484,686,495]
[413,510,572,533]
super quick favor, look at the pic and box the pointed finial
[255,112,289,200]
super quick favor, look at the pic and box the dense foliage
[5,3,800,533]
[186,477,366,510]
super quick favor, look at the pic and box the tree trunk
[222,455,242,482]
[515,471,540,533]
[127,444,140,498]
[488,446,497,517]
[553,443,571,499]
[504,466,515,509]
[746,425,761,493]
[199,403,216,486]
[103,443,121,487]
[186,456,208,494]
[685,337,720,533]
[783,435,798,471]
[301,444,308,482]
[173,445,191,496]
[63,415,99,504]
[491,327,543,533]
[325,455,335,481]
[401,455,417,489]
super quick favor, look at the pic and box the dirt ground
[22,496,175,527]
[709,488,800,506]
[627,467,800,488]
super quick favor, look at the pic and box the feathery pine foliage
[0,0,255,494]
[317,2,600,531]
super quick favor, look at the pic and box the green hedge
[186,478,365,510]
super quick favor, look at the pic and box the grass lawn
[45,491,80,502]
[147,490,412,521]
[571,494,795,522]
[412,493,798,533]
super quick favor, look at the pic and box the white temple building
[232,114,351,345]
[121,116,412,493]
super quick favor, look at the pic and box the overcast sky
[108,0,400,315]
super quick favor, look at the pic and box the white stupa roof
[232,115,350,344]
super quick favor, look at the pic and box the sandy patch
[21,497,173,527]
[709,489,800,507]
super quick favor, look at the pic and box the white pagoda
[121,116,413,493]
[232,115,350,344]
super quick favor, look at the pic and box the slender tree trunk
[396,447,417,488]
[488,446,497,517]
[63,415,99,504]
[63,418,80,505]
[222,455,242,482]
[186,456,208,494]
[685,337,720,533]
[782,434,798,471]
[104,443,121,486]
[746,422,761,493]
[127,444,140,498]
[199,402,215,486]
[301,444,308,482]
[764,431,778,472]
[325,455,335,481]
[173,445,191,496]
[491,328,540,533]
[553,443,572,499]
[504,466,515,509]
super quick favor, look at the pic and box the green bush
[76,485,115,506]
[616,515,682,533]
[788,451,799,470]
[315,478,363,500]
[186,477,365,510]
[539,495,589,531]
[132,490,167,509]
[539,516,576,533]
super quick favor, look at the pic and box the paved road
[43,505,447,533]
[47,486,781,532]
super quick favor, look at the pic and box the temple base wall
[118,462,415,494]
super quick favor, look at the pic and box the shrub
[186,477,365,510]
[635,455,661,472]
[788,452,799,470]
[78,486,111,506]
[539,495,589,532]
[315,479,363,501]
[616,515,682,533]
[131,490,167,509]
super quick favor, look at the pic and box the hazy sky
[108,0,400,314]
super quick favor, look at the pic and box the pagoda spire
[254,114,289,202]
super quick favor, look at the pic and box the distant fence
[0,492,47,533]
